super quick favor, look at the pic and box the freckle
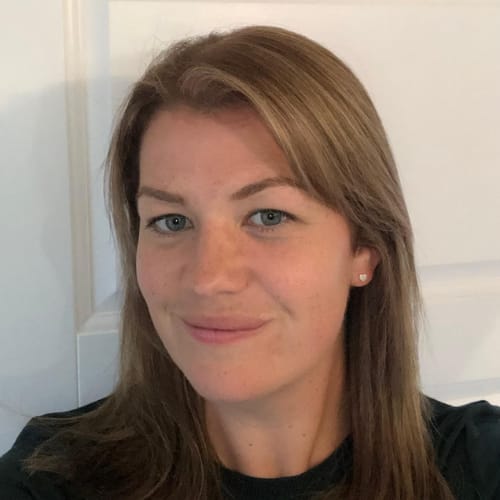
[301,433,307,438]
[287,424,293,429]
[248,442,253,447]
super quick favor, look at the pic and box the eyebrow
[136,176,306,205]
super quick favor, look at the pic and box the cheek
[136,240,165,303]
[280,239,351,297]
[280,246,351,341]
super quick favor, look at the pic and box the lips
[182,315,268,331]
[180,315,270,345]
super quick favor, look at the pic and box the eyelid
[144,208,297,236]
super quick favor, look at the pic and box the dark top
[0,396,499,499]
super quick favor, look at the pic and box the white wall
[0,1,77,452]
[1,0,499,455]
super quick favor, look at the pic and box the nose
[187,223,249,296]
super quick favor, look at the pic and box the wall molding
[419,260,500,298]
[63,0,94,330]
[109,0,500,5]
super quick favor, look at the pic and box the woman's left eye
[248,209,294,232]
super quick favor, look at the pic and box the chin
[184,369,273,405]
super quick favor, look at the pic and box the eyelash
[145,209,296,237]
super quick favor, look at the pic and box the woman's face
[136,105,377,404]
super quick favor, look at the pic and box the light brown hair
[23,25,454,499]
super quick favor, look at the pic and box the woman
[1,25,499,500]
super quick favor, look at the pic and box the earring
[359,273,368,282]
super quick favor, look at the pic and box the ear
[350,246,381,287]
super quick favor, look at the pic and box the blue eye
[145,209,295,237]
[149,214,190,233]
[248,209,290,230]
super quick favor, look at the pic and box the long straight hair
[23,25,454,499]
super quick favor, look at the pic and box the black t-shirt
[1,396,499,499]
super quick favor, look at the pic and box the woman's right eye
[146,214,191,235]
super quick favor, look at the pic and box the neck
[205,350,349,478]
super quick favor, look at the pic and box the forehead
[138,105,293,182]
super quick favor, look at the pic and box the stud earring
[359,273,368,282]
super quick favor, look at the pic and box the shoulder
[0,398,107,500]
[425,396,500,500]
